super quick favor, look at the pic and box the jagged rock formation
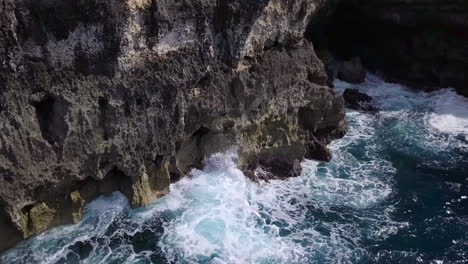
[320,0,468,96]
[343,88,378,112]
[0,0,347,251]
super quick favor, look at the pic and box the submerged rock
[0,0,346,251]
[305,138,333,162]
[343,88,378,112]
[257,156,302,180]
[338,57,366,84]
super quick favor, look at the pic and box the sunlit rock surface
[0,0,346,251]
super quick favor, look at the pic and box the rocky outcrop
[0,0,346,251]
[323,0,468,96]
[343,88,378,112]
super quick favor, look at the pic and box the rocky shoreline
[0,0,347,252]
[1,0,466,252]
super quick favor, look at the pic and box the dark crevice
[21,204,34,215]
[31,95,69,146]
[172,105,180,123]
[297,106,318,131]
[161,86,176,108]
[262,38,281,52]
[31,95,55,144]
[0,206,23,252]
[0,167,14,183]
[72,166,133,203]
[98,157,110,171]
[170,172,181,183]
[212,0,270,65]
[123,101,131,117]
[145,0,159,50]
[136,97,144,106]
[229,77,244,109]
[103,167,133,199]
[195,74,210,88]
[98,96,109,141]
[192,126,210,139]
[20,203,36,234]
[192,126,210,149]
[153,155,164,168]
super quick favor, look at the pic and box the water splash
[2,74,468,263]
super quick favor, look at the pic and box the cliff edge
[0,0,346,251]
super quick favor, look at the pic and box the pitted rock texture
[0,0,346,252]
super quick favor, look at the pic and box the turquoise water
[2,75,468,264]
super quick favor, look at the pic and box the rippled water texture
[2,75,468,264]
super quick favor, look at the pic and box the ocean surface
[2,75,468,264]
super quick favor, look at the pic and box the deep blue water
[2,75,468,264]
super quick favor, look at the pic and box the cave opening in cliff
[31,95,56,145]
[305,1,468,95]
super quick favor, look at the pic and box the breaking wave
[2,74,467,263]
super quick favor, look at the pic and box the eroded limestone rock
[0,0,346,251]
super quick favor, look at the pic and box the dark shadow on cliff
[305,0,468,97]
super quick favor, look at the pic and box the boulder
[305,139,332,162]
[343,88,378,112]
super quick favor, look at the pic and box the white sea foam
[1,192,131,264]
[157,152,300,264]
[336,73,468,151]
[155,127,399,263]
[3,74,467,264]
[1,108,403,264]
[427,89,468,137]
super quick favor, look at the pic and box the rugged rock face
[343,88,378,112]
[323,0,468,96]
[0,0,346,251]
